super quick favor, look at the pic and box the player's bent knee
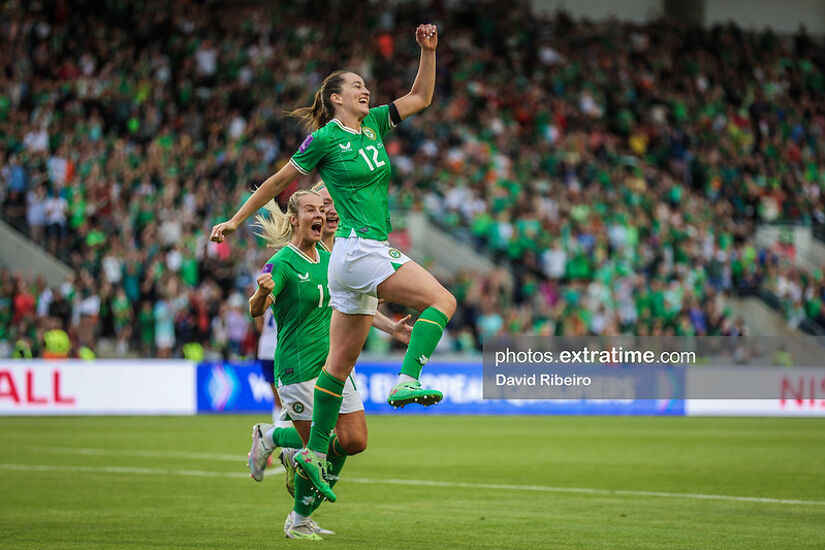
[332,355,358,375]
[435,290,457,318]
[341,437,367,455]
[325,347,360,380]
[336,429,367,455]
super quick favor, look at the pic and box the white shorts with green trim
[276,373,363,422]
[328,233,411,315]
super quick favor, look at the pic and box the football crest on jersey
[388,248,402,259]
[292,402,305,414]
[363,126,377,140]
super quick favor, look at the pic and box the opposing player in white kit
[255,308,280,422]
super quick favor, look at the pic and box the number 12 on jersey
[359,146,385,171]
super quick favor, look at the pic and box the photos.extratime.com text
[493,347,697,368]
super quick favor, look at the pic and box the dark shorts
[260,359,275,384]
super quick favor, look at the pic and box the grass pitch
[1,415,823,549]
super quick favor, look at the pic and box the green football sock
[310,435,348,514]
[307,369,345,455]
[293,468,320,517]
[271,427,303,449]
[400,307,450,379]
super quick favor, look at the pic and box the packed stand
[2,0,824,357]
[395,6,825,337]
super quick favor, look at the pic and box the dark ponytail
[290,70,347,131]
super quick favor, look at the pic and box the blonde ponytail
[254,190,320,248]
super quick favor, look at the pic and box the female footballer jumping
[212,24,455,502]
[247,190,411,539]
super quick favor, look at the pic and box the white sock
[397,373,417,384]
[264,426,276,448]
[292,512,310,526]
[272,406,282,424]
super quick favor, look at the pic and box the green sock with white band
[398,307,450,381]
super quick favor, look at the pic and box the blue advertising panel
[197,360,684,415]
[197,361,274,413]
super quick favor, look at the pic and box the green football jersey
[289,105,396,241]
[264,243,331,385]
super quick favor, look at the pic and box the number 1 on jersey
[359,146,385,172]
[317,284,325,308]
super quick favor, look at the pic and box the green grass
[1,416,824,549]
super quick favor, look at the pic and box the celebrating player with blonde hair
[212,24,454,503]
[247,190,411,539]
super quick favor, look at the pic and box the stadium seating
[2,0,825,357]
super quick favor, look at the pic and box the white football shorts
[276,373,364,422]
[328,232,411,315]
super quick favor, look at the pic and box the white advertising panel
[686,367,825,416]
[0,360,196,415]
[686,399,825,417]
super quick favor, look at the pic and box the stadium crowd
[3,0,825,358]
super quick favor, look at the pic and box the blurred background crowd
[3,0,825,358]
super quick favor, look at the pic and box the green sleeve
[289,130,327,175]
[260,259,288,300]
[368,105,395,138]
[272,262,288,297]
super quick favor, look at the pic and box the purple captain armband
[261,263,274,274]
[298,135,313,153]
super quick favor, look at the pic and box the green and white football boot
[387,380,443,408]
[294,448,336,502]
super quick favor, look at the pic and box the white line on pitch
[0,463,283,478]
[345,477,825,507]
[0,463,823,507]
[14,446,244,462]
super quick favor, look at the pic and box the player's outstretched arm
[211,162,302,243]
[393,24,438,121]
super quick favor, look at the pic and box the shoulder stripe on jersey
[289,158,310,175]
[287,243,319,263]
[331,119,361,134]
